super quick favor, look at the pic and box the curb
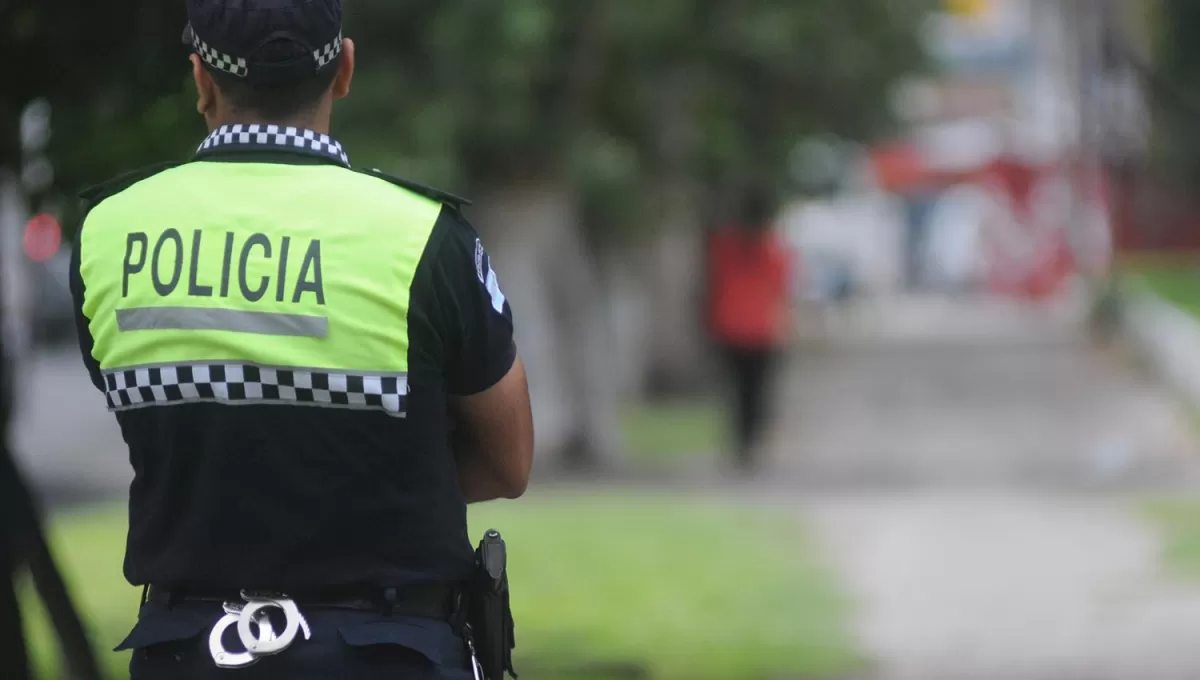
[1118,282,1200,410]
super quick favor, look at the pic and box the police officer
[68,1,534,677]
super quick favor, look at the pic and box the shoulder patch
[78,161,186,206]
[357,167,472,208]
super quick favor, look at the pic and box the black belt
[145,584,462,621]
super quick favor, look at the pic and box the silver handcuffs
[208,591,312,668]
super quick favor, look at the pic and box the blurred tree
[340,0,928,469]
[1150,0,1200,185]
[0,0,197,228]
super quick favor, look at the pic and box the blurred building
[813,0,1144,297]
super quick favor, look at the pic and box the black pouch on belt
[468,529,517,679]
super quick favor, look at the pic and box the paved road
[9,345,130,506]
[777,295,1200,680]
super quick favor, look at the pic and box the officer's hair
[207,41,339,120]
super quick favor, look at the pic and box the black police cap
[183,0,343,86]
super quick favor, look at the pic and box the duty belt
[145,584,463,670]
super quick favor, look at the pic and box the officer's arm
[430,210,533,502]
[451,359,533,502]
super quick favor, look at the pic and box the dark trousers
[721,345,776,468]
[124,600,474,679]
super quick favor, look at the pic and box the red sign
[977,158,1078,300]
[24,213,62,263]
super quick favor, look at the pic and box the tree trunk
[596,241,650,400]
[471,181,621,472]
[638,67,711,398]
[639,177,710,398]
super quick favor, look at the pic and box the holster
[467,529,517,680]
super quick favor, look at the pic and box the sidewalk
[771,293,1199,488]
[1118,283,1200,413]
[767,293,1200,680]
[808,491,1200,680]
[9,347,131,506]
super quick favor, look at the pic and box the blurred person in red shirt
[706,186,794,473]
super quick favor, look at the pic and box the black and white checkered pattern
[103,363,407,417]
[314,32,344,70]
[191,33,249,78]
[197,124,351,167]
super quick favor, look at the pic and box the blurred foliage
[1150,0,1200,185]
[25,498,859,679]
[1130,263,1200,320]
[1144,498,1200,582]
[0,0,196,213]
[7,0,927,239]
[342,0,929,236]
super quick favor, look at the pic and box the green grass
[1131,264,1200,320]
[19,509,137,680]
[619,399,726,465]
[1125,266,1200,436]
[24,491,859,680]
[1143,498,1200,581]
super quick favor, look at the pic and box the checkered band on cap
[314,32,344,70]
[191,32,249,78]
[103,363,408,418]
[197,124,351,166]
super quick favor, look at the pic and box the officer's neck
[210,111,332,136]
[212,117,330,135]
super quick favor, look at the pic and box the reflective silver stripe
[116,307,328,338]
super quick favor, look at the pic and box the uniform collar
[195,124,351,168]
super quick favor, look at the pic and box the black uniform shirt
[70,135,516,591]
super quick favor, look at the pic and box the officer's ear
[332,37,355,100]
[190,55,217,119]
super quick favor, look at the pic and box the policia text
[122,230,325,304]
